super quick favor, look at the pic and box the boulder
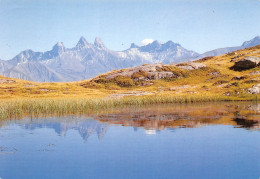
[232,56,260,70]
[247,83,260,94]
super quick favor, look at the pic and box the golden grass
[0,93,259,121]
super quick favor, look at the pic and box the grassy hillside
[1,45,260,100]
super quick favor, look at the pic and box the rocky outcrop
[177,62,206,70]
[147,71,174,80]
[103,64,164,80]
[91,62,208,87]
[232,56,260,70]
[90,63,180,87]
[247,84,260,94]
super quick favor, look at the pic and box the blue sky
[0,0,260,59]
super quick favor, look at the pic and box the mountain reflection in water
[0,102,259,179]
[0,102,259,141]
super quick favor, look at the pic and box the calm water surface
[0,102,259,179]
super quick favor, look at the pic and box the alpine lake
[0,102,259,179]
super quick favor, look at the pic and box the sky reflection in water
[0,102,259,179]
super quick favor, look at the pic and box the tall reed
[0,94,257,121]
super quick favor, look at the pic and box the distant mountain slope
[127,40,199,64]
[0,37,199,82]
[196,36,260,59]
[242,36,260,48]
[2,62,65,82]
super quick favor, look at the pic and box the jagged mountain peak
[138,40,183,53]
[53,42,65,48]
[164,40,180,47]
[130,43,139,48]
[20,49,34,55]
[139,40,162,52]
[10,49,41,64]
[17,49,38,60]
[94,37,106,49]
[150,40,161,46]
[76,36,91,49]
[52,42,65,54]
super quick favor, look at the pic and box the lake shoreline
[0,94,259,121]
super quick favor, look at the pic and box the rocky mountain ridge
[0,36,259,82]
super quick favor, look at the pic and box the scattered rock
[232,76,247,80]
[187,91,198,94]
[147,71,175,80]
[178,65,193,70]
[213,80,229,86]
[224,83,233,88]
[39,88,55,92]
[137,81,154,86]
[249,71,260,75]
[108,91,154,98]
[24,84,36,87]
[0,79,15,84]
[216,84,227,88]
[232,56,260,70]
[244,79,260,84]
[208,72,220,77]
[223,92,231,96]
[228,52,237,56]
[230,54,242,61]
[177,62,206,70]
[247,84,260,94]
[247,104,260,112]
[169,85,191,91]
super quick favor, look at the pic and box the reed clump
[0,93,257,121]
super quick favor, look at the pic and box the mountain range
[0,36,259,82]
